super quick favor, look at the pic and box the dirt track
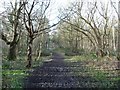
[23,53,119,89]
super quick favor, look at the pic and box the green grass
[91,69,118,87]
[69,54,98,62]
[2,70,28,88]
[65,55,119,88]
[2,56,50,89]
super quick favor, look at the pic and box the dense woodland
[0,0,120,89]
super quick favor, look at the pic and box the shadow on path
[23,52,101,89]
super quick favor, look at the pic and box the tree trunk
[75,34,78,53]
[97,38,105,57]
[117,2,120,61]
[8,43,17,60]
[26,37,33,68]
[35,42,42,61]
[81,34,83,49]
[117,31,120,60]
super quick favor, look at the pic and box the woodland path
[23,53,111,89]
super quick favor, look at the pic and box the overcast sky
[48,0,119,24]
[0,0,119,25]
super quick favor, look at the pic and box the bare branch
[1,32,11,45]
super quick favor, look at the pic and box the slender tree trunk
[113,27,116,52]
[8,43,17,60]
[81,34,83,49]
[117,30,120,60]
[75,34,78,53]
[117,2,120,61]
[35,42,42,61]
[97,37,105,57]
[26,37,33,68]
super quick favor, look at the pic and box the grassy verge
[87,67,119,88]
[2,70,28,88]
[65,55,119,88]
[2,56,50,89]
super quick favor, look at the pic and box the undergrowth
[2,56,48,89]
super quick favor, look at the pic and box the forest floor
[23,53,119,89]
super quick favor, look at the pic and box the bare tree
[59,1,117,57]
[1,0,24,60]
[111,1,120,60]
[23,0,58,68]
[117,1,120,60]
